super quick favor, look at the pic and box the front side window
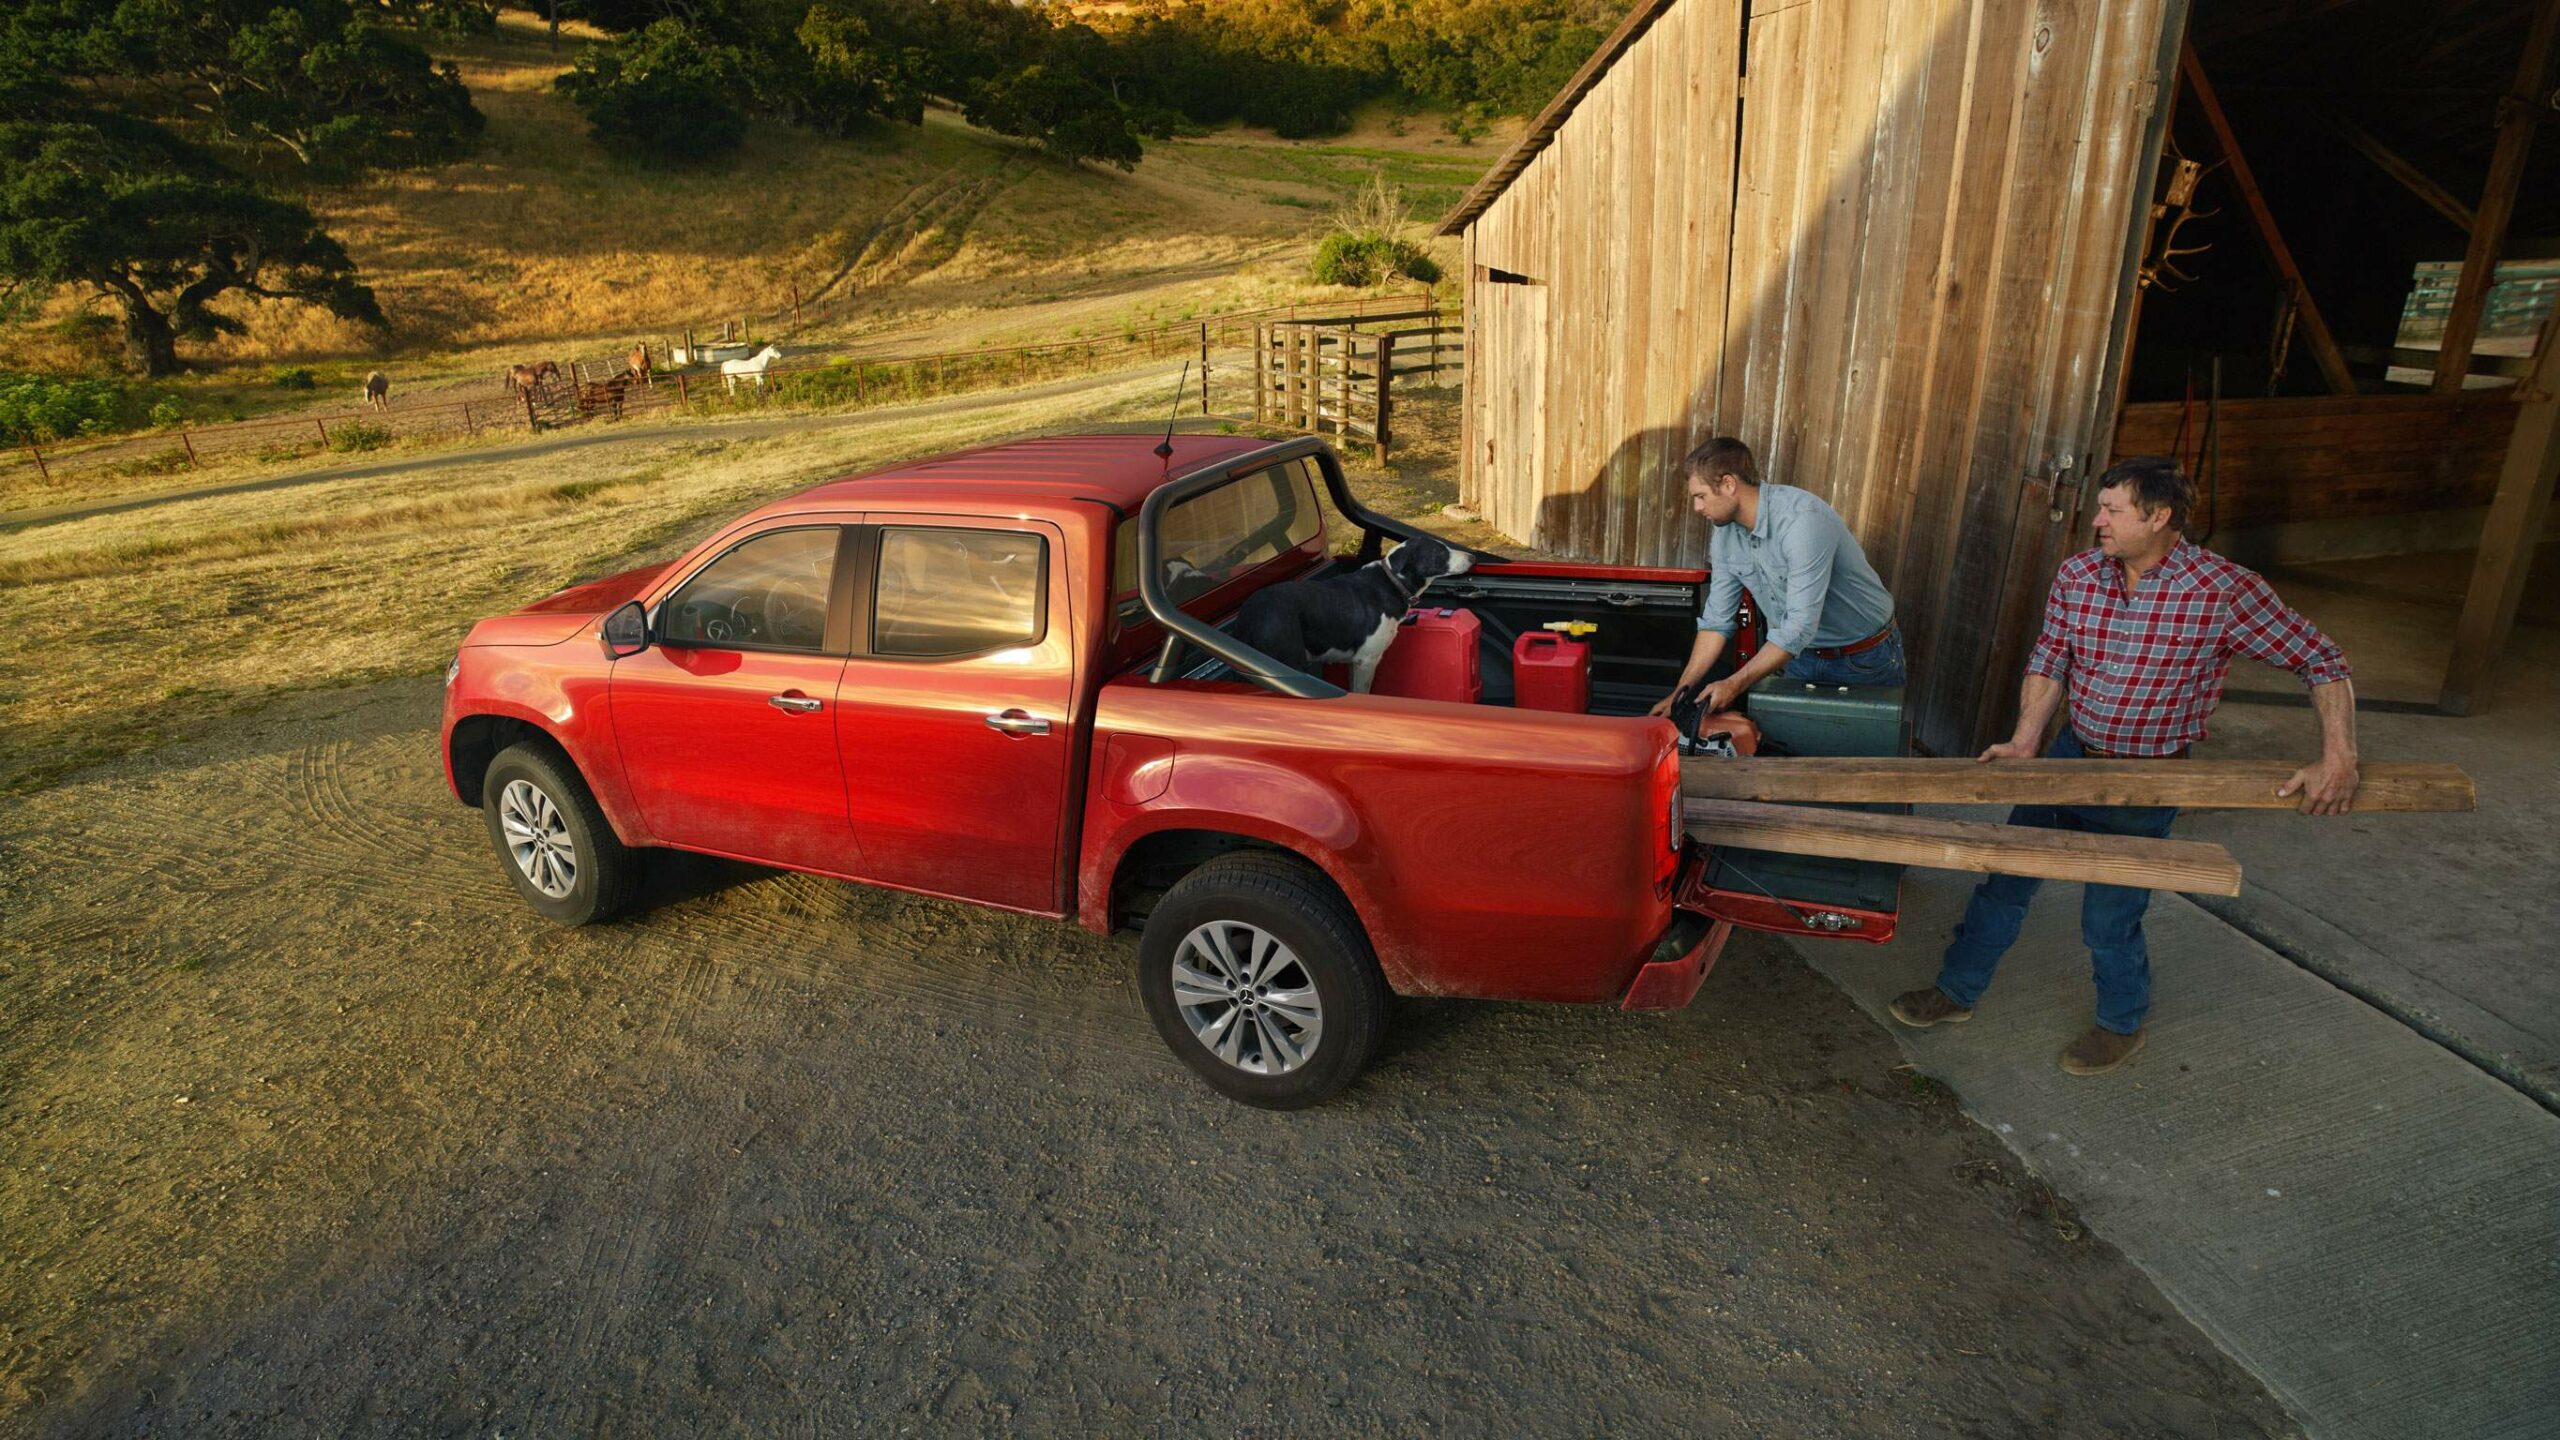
[874,527,1045,658]
[659,526,837,651]
[1112,459,1323,616]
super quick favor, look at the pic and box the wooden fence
[1250,309,1461,461]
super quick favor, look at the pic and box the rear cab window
[1111,458,1325,629]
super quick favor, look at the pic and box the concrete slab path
[1793,869,2560,1439]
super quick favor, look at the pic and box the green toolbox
[1703,682,1908,916]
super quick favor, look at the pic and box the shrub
[0,372,128,443]
[149,398,187,428]
[1310,177,1441,287]
[271,366,317,389]
[326,422,393,453]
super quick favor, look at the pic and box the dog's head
[1384,536,1474,596]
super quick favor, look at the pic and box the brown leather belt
[1808,621,1897,660]
[2076,737,2191,760]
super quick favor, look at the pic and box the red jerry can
[1513,629,1593,713]
[1369,608,1483,703]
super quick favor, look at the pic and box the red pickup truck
[441,434,1899,1106]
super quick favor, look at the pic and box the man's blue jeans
[1932,729,2180,1035]
[1779,623,1907,688]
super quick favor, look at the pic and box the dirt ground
[0,674,2296,1437]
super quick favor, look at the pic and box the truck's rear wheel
[481,741,637,927]
[1137,852,1387,1108]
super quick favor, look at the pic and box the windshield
[1113,458,1323,620]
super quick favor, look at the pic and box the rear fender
[1079,756,1411,986]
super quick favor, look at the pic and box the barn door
[1472,274,1547,538]
[1713,0,2186,755]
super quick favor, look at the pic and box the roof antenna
[1154,361,1191,461]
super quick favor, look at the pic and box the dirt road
[0,678,2294,1436]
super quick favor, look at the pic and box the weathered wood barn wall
[1442,0,2187,755]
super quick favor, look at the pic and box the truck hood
[465,562,672,647]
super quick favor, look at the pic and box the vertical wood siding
[1458,0,2178,753]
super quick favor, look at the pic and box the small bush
[0,372,127,443]
[326,422,394,453]
[149,398,187,428]
[271,366,317,390]
[1311,175,1442,287]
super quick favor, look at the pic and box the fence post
[676,371,688,407]
[523,387,538,432]
[1254,326,1267,424]
[23,438,47,484]
[1199,323,1210,414]
[315,417,329,445]
[792,282,802,325]
[463,402,477,437]
[1374,332,1396,464]
[179,428,199,468]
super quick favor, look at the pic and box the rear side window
[659,526,837,652]
[1113,460,1322,613]
[874,527,1046,658]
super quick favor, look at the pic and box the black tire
[1137,851,1389,1109]
[480,741,639,926]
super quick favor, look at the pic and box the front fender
[441,653,640,845]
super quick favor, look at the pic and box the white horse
[721,344,784,394]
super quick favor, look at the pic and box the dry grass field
[9,9,1494,389]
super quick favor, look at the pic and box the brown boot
[1889,987,1974,1028]
[2060,1026,2145,1075]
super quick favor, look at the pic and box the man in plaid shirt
[1891,456,2361,1075]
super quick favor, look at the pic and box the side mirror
[602,600,649,659]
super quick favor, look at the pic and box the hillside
[12,10,1503,385]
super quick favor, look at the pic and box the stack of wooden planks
[1680,760,2475,896]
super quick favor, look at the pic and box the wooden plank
[1682,757,2476,811]
[1685,798,2244,895]
[2441,300,2560,713]
[2319,109,2474,234]
[2179,43,2357,396]
[2431,0,2560,394]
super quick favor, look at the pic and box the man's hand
[1697,676,1746,714]
[2278,755,2360,815]
[1647,690,1680,719]
[1976,737,2038,763]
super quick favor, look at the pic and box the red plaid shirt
[2027,540,2350,756]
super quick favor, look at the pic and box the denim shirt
[1697,483,1896,654]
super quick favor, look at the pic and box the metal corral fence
[3,293,1451,493]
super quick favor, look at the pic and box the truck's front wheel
[481,741,638,927]
[1137,852,1388,1108]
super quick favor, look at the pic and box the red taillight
[1654,739,1683,887]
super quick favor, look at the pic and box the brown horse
[506,360,562,395]
[626,342,653,389]
[576,371,633,420]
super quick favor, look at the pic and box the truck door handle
[984,709,1051,737]
[768,692,824,714]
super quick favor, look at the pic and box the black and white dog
[1231,537,1474,692]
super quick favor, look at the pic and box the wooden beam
[1682,758,2476,811]
[2180,44,2359,396]
[2318,110,2474,233]
[1686,799,2244,896]
[2432,0,2560,394]
[2440,301,2560,713]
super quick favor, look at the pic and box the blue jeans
[1780,623,1906,687]
[1932,729,2180,1034]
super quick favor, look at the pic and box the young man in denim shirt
[1650,436,1903,719]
